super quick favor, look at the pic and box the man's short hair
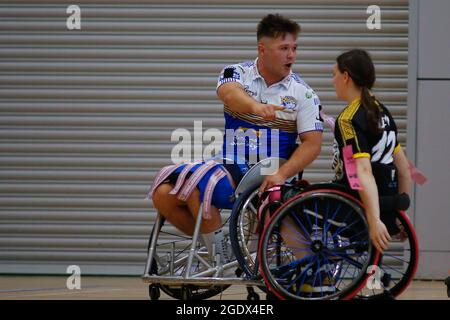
[257,14,301,41]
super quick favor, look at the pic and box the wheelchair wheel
[229,184,261,278]
[258,189,380,300]
[356,210,418,299]
[147,217,228,300]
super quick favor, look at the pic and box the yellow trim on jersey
[353,152,371,159]
[224,105,297,133]
[338,98,361,150]
[394,143,401,154]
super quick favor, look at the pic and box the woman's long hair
[336,49,381,133]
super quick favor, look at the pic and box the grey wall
[0,0,410,275]
[409,0,450,279]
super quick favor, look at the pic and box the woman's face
[332,63,347,101]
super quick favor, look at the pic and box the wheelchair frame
[142,158,418,300]
[142,158,287,298]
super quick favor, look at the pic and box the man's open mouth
[285,63,293,68]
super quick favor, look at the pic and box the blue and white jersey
[216,58,323,164]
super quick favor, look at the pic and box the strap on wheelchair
[147,159,243,220]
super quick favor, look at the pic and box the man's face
[258,33,298,81]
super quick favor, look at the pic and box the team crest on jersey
[280,96,298,110]
[222,67,240,80]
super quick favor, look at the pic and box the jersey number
[372,131,395,164]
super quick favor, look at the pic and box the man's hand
[259,172,288,195]
[253,103,285,120]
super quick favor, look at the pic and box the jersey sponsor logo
[280,95,298,110]
[244,85,257,97]
[305,90,313,99]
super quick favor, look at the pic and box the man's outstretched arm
[217,82,284,120]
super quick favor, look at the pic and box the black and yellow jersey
[332,97,401,184]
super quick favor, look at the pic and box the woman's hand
[368,219,391,252]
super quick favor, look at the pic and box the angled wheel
[147,218,228,300]
[258,189,379,300]
[356,210,418,299]
[229,184,261,278]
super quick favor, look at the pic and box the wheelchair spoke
[379,261,407,276]
[347,228,369,242]
[266,240,312,255]
[324,202,343,236]
[323,249,365,270]
[269,253,314,277]
[320,253,340,288]
[286,257,316,292]
[314,200,320,239]
[289,210,313,242]
[301,203,315,234]
[321,252,349,290]
[246,202,258,216]
[332,218,361,239]
[273,223,312,246]
[380,252,411,265]
[335,261,352,289]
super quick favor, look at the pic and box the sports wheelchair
[142,157,418,300]
[142,157,286,300]
[230,180,419,300]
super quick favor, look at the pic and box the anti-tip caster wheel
[181,285,192,300]
[445,276,450,298]
[149,284,161,300]
[247,292,260,300]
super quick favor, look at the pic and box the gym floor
[0,276,447,300]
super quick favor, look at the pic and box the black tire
[149,284,161,300]
[229,184,261,278]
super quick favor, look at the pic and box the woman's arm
[355,157,391,252]
[393,147,412,195]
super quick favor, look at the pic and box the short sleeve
[296,91,324,134]
[350,117,371,158]
[216,64,244,91]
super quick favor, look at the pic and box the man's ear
[257,42,264,56]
